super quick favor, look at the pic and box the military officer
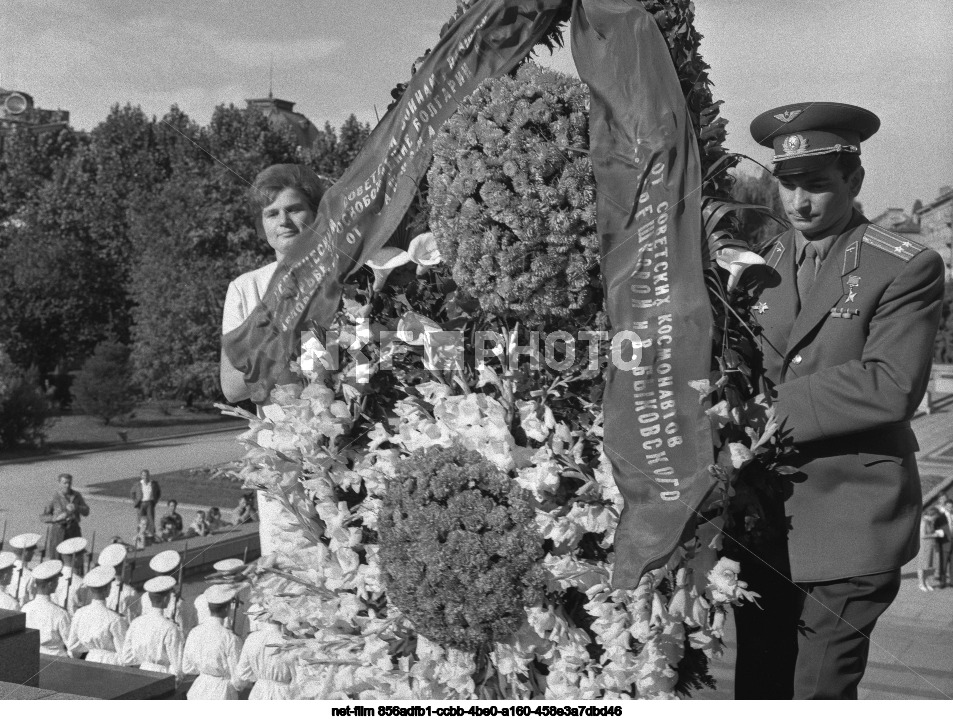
[735,102,946,700]
[182,584,243,700]
[0,552,20,611]
[6,533,41,606]
[233,604,296,699]
[54,537,90,614]
[22,560,71,656]
[120,575,184,681]
[143,550,183,624]
[98,543,140,621]
[193,558,246,628]
[66,565,128,664]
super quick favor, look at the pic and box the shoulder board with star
[862,224,927,262]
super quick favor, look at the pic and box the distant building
[245,92,319,149]
[914,186,953,281]
[0,88,70,142]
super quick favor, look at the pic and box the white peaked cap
[56,537,88,556]
[98,543,128,568]
[9,533,42,550]
[213,558,244,573]
[149,550,181,574]
[205,584,238,605]
[144,575,176,594]
[32,560,64,581]
[83,565,116,589]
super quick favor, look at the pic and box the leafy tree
[71,340,136,424]
[730,167,786,247]
[0,124,84,226]
[0,345,52,449]
[126,103,305,401]
[306,114,371,181]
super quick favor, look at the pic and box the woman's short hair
[248,164,325,237]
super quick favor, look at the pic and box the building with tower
[0,88,69,144]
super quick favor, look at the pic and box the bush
[378,444,547,651]
[72,340,136,425]
[0,346,51,449]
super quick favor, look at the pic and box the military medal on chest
[846,274,860,303]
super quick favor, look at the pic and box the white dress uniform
[0,552,20,611]
[67,598,128,664]
[120,607,185,678]
[0,588,18,611]
[107,579,141,622]
[182,616,242,699]
[6,561,36,606]
[67,566,127,664]
[54,569,90,615]
[120,576,184,680]
[233,622,295,699]
[22,593,71,656]
[140,593,183,625]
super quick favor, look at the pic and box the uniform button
[792,354,802,364]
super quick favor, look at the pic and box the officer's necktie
[797,242,819,307]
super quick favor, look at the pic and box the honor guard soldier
[120,575,184,681]
[182,584,243,699]
[736,102,946,700]
[66,565,128,664]
[54,537,90,614]
[6,533,41,606]
[233,604,296,699]
[98,543,140,621]
[0,552,20,611]
[145,550,183,624]
[194,558,246,628]
[22,560,71,656]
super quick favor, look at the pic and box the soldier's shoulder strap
[862,223,928,263]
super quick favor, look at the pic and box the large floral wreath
[221,0,789,700]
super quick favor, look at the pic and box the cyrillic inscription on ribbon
[223,0,568,402]
[571,0,715,589]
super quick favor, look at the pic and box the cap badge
[774,109,803,123]
[782,134,808,154]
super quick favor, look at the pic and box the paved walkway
[0,428,247,547]
[3,398,951,699]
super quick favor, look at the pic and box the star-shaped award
[754,301,769,314]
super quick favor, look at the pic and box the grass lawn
[88,466,246,509]
[0,400,247,461]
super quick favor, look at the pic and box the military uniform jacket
[22,594,71,656]
[753,217,945,582]
[233,623,296,700]
[67,599,128,664]
[120,609,185,679]
[182,617,242,700]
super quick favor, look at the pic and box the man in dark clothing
[40,474,90,560]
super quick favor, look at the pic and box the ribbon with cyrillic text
[571,0,715,589]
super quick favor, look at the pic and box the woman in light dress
[220,164,325,556]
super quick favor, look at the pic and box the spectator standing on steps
[131,470,161,535]
[40,474,90,558]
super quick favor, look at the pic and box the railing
[919,363,953,415]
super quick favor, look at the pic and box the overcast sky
[2,0,950,216]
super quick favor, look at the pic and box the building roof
[246,93,319,149]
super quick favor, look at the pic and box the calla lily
[366,247,412,291]
[396,311,442,346]
[407,231,442,274]
[715,247,766,292]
